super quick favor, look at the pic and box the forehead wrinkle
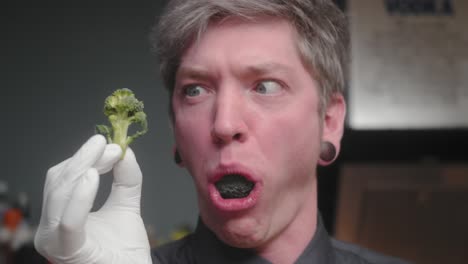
[242,62,293,77]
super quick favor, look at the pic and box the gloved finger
[113,148,142,187]
[43,173,77,228]
[59,167,100,257]
[46,157,71,184]
[50,144,120,225]
[40,135,105,227]
[39,158,70,223]
[94,144,122,175]
[101,148,142,211]
[60,135,107,186]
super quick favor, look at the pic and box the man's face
[172,17,340,248]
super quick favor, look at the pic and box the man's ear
[319,93,346,166]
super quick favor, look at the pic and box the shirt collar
[190,213,334,264]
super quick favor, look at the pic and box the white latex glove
[34,135,152,264]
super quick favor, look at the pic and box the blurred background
[1,0,467,263]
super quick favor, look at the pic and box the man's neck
[256,183,318,264]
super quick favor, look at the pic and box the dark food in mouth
[215,174,255,199]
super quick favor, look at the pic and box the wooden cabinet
[335,163,468,264]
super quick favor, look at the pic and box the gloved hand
[34,135,152,264]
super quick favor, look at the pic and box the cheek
[269,108,320,149]
[173,97,213,145]
[175,119,208,154]
[261,109,321,176]
[173,110,215,177]
[174,118,209,192]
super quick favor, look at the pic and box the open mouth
[214,174,255,199]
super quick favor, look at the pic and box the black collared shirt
[153,215,410,264]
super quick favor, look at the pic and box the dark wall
[2,2,199,238]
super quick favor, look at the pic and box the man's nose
[211,92,248,145]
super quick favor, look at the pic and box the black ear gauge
[319,141,336,163]
[174,149,182,165]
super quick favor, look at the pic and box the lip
[208,164,262,212]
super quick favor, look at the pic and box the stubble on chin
[215,217,267,249]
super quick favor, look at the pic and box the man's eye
[254,80,282,95]
[183,85,207,97]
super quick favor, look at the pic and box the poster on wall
[348,0,468,129]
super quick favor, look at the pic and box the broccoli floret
[96,88,148,158]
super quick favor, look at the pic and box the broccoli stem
[112,115,131,157]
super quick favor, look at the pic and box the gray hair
[152,0,348,117]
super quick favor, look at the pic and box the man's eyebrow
[176,66,212,80]
[176,63,293,80]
